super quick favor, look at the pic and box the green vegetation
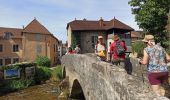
[52,65,63,81]
[132,41,146,58]
[34,66,52,84]
[166,47,170,55]
[35,56,51,67]
[128,0,170,47]
[3,79,34,92]
[0,60,65,95]
[71,32,81,49]
[0,62,36,71]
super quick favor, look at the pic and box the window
[4,32,12,40]
[36,44,42,53]
[56,45,58,52]
[36,34,42,41]
[0,59,3,66]
[125,34,131,39]
[13,58,19,64]
[0,44,3,52]
[91,36,98,48]
[5,58,11,65]
[54,44,55,52]
[13,45,19,52]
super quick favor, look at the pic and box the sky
[0,0,139,42]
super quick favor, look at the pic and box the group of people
[65,34,170,96]
[66,45,81,54]
[95,35,127,66]
[95,34,170,97]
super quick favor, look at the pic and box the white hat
[98,36,103,39]
[142,35,154,42]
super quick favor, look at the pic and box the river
[0,81,61,100]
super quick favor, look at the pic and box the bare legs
[151,85,165,96]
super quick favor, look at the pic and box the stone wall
[61,54,169,100]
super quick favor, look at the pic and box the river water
[0,81,61,100]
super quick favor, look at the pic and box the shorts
[148,72,169,85]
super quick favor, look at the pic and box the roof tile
[23,19,51,34]
[67,18,134,31]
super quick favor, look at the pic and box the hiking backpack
[115,41,125,56]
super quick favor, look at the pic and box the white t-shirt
[96,44,105,52]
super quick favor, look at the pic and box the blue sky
[0,0,139,42]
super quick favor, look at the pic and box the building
[67,17,134,53]
[131,31,143,42]
[0,19,59,66]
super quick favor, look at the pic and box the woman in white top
[95,36,106,61]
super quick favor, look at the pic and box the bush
[132,41,146,58]
[0,62,36,71]
[4,79,33,91]
[34,67,52,84]
[52,65,63,80]
[35,56,51,67]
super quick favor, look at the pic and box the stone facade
[80,31,107,53]
[67,18,134,53]
[61,54,169,100]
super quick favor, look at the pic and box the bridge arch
[70,79,85,100]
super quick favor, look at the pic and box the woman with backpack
[139,35,170,96]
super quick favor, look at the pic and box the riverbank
[0,80,61,100]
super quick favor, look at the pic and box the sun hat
[142,35,154,42]
[113,34,119,40]
[98,36,103,39]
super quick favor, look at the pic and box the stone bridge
[61,54,169,100]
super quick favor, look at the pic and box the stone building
[0,19,59,66]
[67,17,134,53]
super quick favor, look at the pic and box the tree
[128,0,170,47]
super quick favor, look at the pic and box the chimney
[99,17,104,27]
[113,16,116,26]
[22,25,25,29]
[83,18,87,21]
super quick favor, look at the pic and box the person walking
[110,34,127,66]
[74,44,81,54]
[95,36,106,61]
[139,35,170,96]
[66,47,75,54]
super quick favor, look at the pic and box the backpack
[115,41,125,56]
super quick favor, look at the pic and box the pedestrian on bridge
[139,34,170,96]
[95,36,106,61]
[110,34,127,67]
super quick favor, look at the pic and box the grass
[51,65,63,81]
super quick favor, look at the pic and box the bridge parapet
[61,54,169,100]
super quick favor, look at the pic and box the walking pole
[139,63,144,83]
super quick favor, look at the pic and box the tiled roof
[67,18,134,31]
[0,19,58,40]
[0,27,22,38]
[23,19,51,34]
